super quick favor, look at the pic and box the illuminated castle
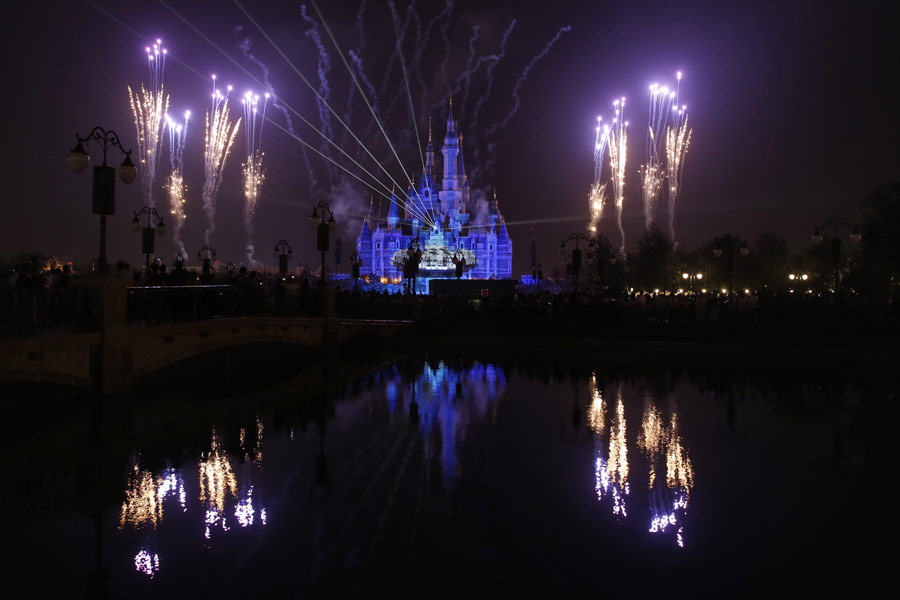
[356,101,513,282]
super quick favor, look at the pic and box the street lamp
[811,218,861,294]
[273,238,293,275]
[67,127,137,272]
[452,249,467,280]
[590,246,617,291]
[130,206,167,276]
[713,235,749,295]
[350,251,363,289]
[559,233,595,294]
[308,201,336,283]
[197,244,217,276]
[404,240,422,294]
[681,271,703,293]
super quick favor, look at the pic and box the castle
[356,101,512,283]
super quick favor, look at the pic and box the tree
[857,181,900,292]
[630,223,673,291]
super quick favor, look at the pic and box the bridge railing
[0,288,87,338]
[126,284,334,324]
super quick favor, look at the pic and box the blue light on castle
[356,101,512,285]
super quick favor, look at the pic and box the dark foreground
[1,351,895,598]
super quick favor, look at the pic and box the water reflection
[590,375,694,547]
[403,361,505,490]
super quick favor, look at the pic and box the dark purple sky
[3,0,898,274]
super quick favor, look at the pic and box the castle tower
[439,98,464,221]
[387,187,400,229]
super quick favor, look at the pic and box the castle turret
[387,187,400,229]
[441,98,459,191]
[457,132,469,213]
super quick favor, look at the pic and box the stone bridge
[0,276,414,394]
[0,315,409,394]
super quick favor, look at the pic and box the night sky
[3,0,898,275]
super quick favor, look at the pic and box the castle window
[490,244,493,251]
[377,242,381,249]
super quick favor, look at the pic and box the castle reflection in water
[115,360,696,579]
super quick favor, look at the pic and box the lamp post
[811,218,861,295]
[197,244,217,276]
[67,127,137,273]
[787,272,810,293]
[559,233,595,294]
[130,206,167,276]
[713,235,749,295]
[681,271,703,294]
[308,201,336,284]
[273,239,293,275]
[452,249,466,280]
[350,251,362,289]
[405,240,422,294]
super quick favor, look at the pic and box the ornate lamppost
[350,251,362,289]
[681,270,703,294]
[130,206,167,276]
[811,218,861,295]
[404,240,422,294]
[197,244,217,276]
[273,239,293,275]
[559,233,595,294]
[308,201,336,284]
[713,235,749,295]
[67,127,138,272]
[452,249,467,280]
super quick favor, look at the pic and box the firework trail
[128,39,169,210]
[471,19,516,169]
[242,91,269,265]
[488,26,571,135]
[378,1,419,147]
[588,116,610,233]
[300,5,337,181]
[164,110,190,257]
[202,78,242,245]
[237,34,317,195]
[341,0,370,143]
[415,0,454,119]
[484,26,571,176]
[607,98,628,255]
[472,19,516,127]
[639,82,674,230]
[665,72,692,247]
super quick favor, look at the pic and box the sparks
[241,90,269,264]
[164,110,190,257]
[665,73,692,248]
[128,39,169,210]
[203,80,242,245]
[607,97,628,255]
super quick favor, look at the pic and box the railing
[0,288,87,338]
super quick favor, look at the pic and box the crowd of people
[2,257,898,342]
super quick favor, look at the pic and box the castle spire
[387,185,400,228]
[445,97,456,142]
[425,116,435,177]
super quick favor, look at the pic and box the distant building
[356,101,512,283]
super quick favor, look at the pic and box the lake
[1,353,894,597]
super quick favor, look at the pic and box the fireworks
[164,111,190,257]
[639,83,674,230]
[202,77,242,245]
[592,72,692,251]
[588,116,609,233]
[128,39,169,209]
[665,72,691,248]
[241,90,269,265]
[607,98,628,255]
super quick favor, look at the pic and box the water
[2,355,895,597]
